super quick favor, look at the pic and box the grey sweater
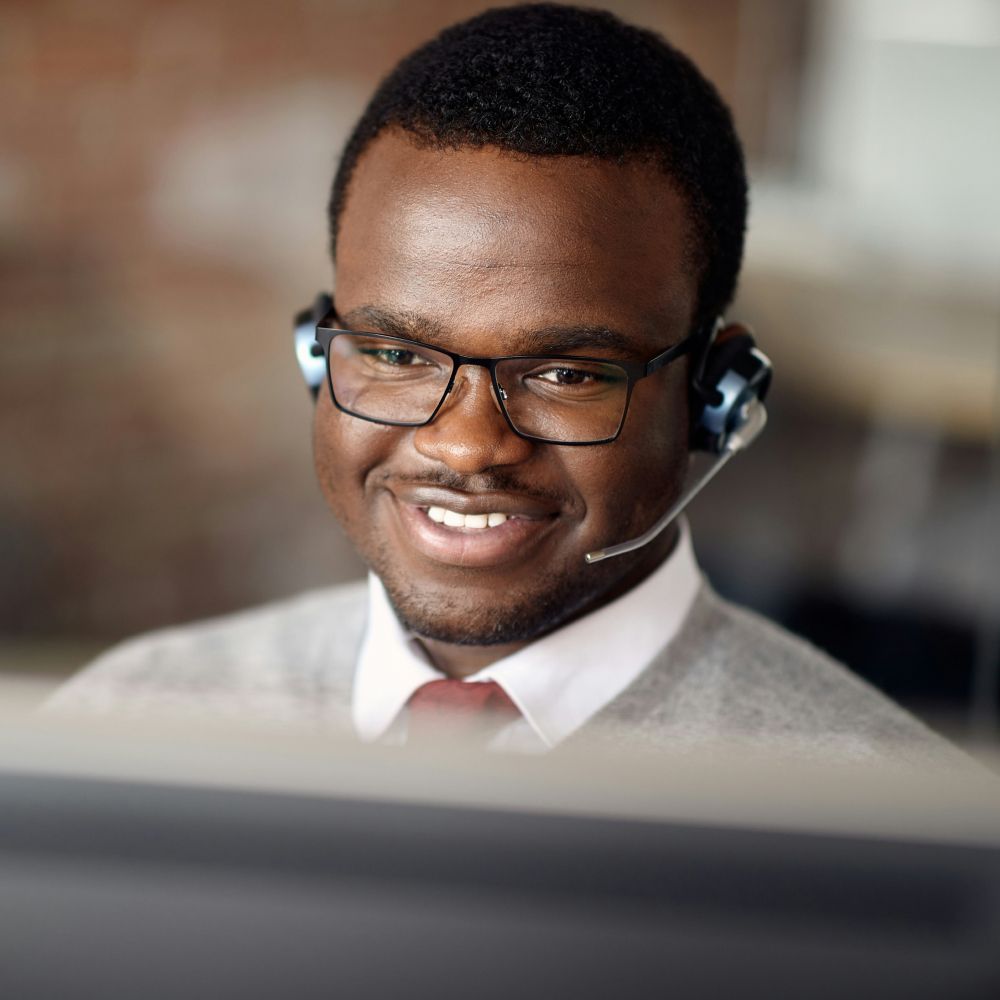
[46,580,970,770]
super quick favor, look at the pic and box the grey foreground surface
[2,715,1000,1000]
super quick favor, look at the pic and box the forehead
[334,130,696,350]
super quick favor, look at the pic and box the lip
[392,484,561,519]
[387,487,561,568]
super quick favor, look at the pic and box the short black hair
[328,3,747,333]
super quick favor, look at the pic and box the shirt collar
[352,519,701,747]
[352,573,440,743]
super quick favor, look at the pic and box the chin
[383,583,576,646]
[373,551,635,647]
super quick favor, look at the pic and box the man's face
[315,130,698,646]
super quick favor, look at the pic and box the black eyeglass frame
[313,310,698,446]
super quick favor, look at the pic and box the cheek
[312,395,393,524]
[630,365,690,467]
[581,375,689,522]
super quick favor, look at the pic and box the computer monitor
[2,711,999,999]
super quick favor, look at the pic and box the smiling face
[315,130,698,665]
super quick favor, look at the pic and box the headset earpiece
[689,321,772,454]
[294,292,333,399]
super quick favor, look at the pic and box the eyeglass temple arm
[643,334,696,377]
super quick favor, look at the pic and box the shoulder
[594,583,975,771]
[44,580,368,725]
[695,589,915,733]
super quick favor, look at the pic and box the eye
[358,346,428,366]
[531,364,623,388]
[535,367,603,386]
[514,359,628,402]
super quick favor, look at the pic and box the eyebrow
[339,305,640,357]
[524,325,635,355]
[340,305,448,342]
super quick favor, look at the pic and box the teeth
[427,506,509,530]
[443,509,465,527]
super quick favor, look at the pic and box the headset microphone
[584,400,766,563]
[584,325,773,565]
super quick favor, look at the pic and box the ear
[293,292,333,399]
[689,320,773,453]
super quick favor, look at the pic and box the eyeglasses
[314,311,697,445]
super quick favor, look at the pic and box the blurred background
[1,0,997,746]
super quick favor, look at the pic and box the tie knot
[405,679,520,745]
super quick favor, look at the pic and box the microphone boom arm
[584,401,768,564]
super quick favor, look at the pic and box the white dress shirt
[352,520,702,752]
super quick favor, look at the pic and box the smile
[386,487,562,569]
[426,506,511,529]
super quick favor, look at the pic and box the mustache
[382,468,566,504]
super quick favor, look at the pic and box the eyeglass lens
[328,333,630,443]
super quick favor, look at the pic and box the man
[49,4,964,767]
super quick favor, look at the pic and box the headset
[294,292,334,398]
[293,293,772,564]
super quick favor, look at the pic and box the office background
[1,0,997,743]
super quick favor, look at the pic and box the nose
[412,365,535,474]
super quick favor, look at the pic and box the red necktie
[405,679,520,745]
